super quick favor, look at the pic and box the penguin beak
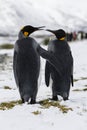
[46,29,56,34]
[38,26,45,29]
[28,26,45,35]
[34,26,45,31]
[46,29,58,39]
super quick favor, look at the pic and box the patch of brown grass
[0,100,22,110]
[39,99,73,113]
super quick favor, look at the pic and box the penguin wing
[71,54,74,87]
[45,61,51,87]
[13,41,20,87]
[71,75,73,86]
[37,45,62,76]
[13,50,19,87]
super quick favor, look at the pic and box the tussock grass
[39,99,73,113]
[74,77,87,82]
[73,88,87,92]
[73,89,81,92]
[0,99,73,113]
[81,77,87,80]
[0,100,22,110]
[83,88,87,91]
[32,110,41,115]
[4,86,12,90]
[73,79,79,82]
[42,38,50,45]
[0,44,14,49]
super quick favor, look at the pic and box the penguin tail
[23,95,30,103]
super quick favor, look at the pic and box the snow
[0,0,87,35]
[0,0,87,129]
[0,39,87,130]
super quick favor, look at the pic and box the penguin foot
[22,98,24,103]
[63,97,68,101]
[30,99,36,104]
[63,92,68,101]
[51,96,58,101]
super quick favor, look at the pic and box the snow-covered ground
[0,39,87,130]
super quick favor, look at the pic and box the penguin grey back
[13,37,40,103]
[45,39,73,100]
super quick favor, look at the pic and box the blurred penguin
[44,29,73,101]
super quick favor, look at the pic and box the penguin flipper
[71,56,74,87]
[13,50,19,87]
[71,75,73,87]
[71,65,74,87]
[37,45,62,76]
[70,54,74,87]
[45,61,51,87]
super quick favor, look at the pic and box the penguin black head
[21,25,45,37]
[46,29,66,40]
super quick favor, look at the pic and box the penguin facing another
[13,25,64,104]
[13,25,44,104]
[44,29,73,101]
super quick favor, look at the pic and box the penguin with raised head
[13,25,64,104]
[45,29,73,101]
[13,25,45,104]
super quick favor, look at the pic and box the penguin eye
[23,32,29,37]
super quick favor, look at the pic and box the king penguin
[13,25,65,103]
[13,25,44,104]
[45,29,73,101]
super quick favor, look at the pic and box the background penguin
[44,29,73,101]
[13,25,44,104]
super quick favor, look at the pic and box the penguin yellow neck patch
[59,37,65,40]
[23,32,29,37]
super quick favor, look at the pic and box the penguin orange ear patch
[59,37,65,40]
[23,32,29,37]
